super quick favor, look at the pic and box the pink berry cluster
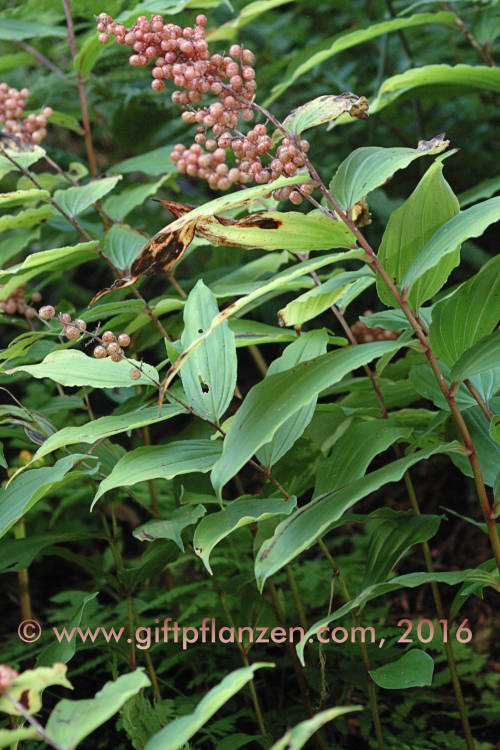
[0,284,40,318]
[38,305,132,364]
[96,13,312,203]
[352,311,401,344]
[0,83,53,145]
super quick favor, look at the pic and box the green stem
[317,539,386,750]
[286,565,308,631]
[14,519,32,621]
[214,582,267,736]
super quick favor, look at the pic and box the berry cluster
[0,83,53,145]
[0,284,40,318]
[38,306,132,364]
[96,13,312,203]
[351,311,401,344]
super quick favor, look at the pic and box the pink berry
[102,330,115,343]
[38,305,55,320]
[93,345,107,359]
[118,333,130,347]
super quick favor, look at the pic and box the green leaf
[230,319,297,347]
[160,251,364,395]
[428,255,500,366]
[194,495,297,574]
[207,0,295,41]
[376,159,460,310]
[41,109,84,135]
[450,330,500,383]
[0,241,98,280]
[329,136,449,211]
[108,146,175,176]
[367,64,500,120]
[194,209,356,253]
[0,145,46,172]
[265,12,455,104]
[74,35,103,79]
[28,404,185,464]
[134,505,207,550]
[0,664,72,716]
[37,592,99,665]
[459,174,500,207]
[314,420,412,496]
[46,671,150,750]
[280,93,368,139]
[0,19,66,40]
[0,204,54,231]
[104,175,172,221]
[269,706,362,750]
[92,439,221,508]
[212,340,406,498]
[0,52,32,73]
[491,416,500,444]
[0,455,97,538]
[369,650,434,689]
[257,330,329,468]
[0,728,38,748]
[297,568,486,664]
[0,188,50,207]
[254,442,463,591]
[180,280,237,423]
[363,509,441,586]
[53,176,122,216]
[102,224,146,271]
[401,196,500,290]
[143,664,273,750]
[7,349,159,389]
[278,271,373,328]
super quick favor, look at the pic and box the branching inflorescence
[96,12,312,203]
[0,83,53,145]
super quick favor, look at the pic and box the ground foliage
[0,0,499,749]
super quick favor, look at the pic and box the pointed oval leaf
[46,671,150,749]
[180,280,237,423]
[329,136,449,211]
[194,496,297,574]
[269,706,362,750]
[53,176,121,217]
[254,442,463,591]
[134,505,207,551]
[143,664,273,750]
[401,196,500,290]
[370,650,434,689]
[450,330,500,384]
[92,439,222,508]
[7,349,159,389]
[376,159,459,310]
[257,330,329,468]
[281,93,368,139]
[428,254,500,366]
[211,340,406,498]
[102,224,146,272]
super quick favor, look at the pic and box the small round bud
[5,299,17,314]
[31,291,42,303]
[289,190,303,205]
[73,318,87,331]
[25,306,36,319]
[110,352,122,362]
[106,342,120,355]
[93,345,107,359]
[59,312,72,324]
[102,330,115,343]
[38,305,55,320]
[64,325,80,340]
[118,333,130,347]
